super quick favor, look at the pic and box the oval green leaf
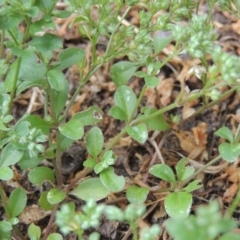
[18,54,47,81]
[149,164,176,185]
[47,188,66,204]
[114,86,137,121]
[86,127,104,157]
[28,166,55,187]
[47,233,63,240]
[47,69,67,91]
[153,35,173,54]
[57,47,85,70]
[110,61,139,86]
[39,191,54,211]
[69,177,110,201]
[59,118,84,140]
[0,167,13,180]
[126,185,149,204]
[126,123,148,143]
[8,188,27,217]
[72,106,103,126]
[144,76,159,88]
[215,127,234,143]
[164,192,192,219]
[30,33,62,52]
[109,106,127,121]
[0,144,24,168]
[28,223,41,240]
[219,143,240,162]
[100,167,125,192]
[137,107,170,131]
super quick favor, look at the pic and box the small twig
[42,204,59,240]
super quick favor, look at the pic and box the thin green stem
[103,126,128,153]
[0,183,11,219]
[234,123,240,143]
[55,130,63,188]
[105,6,131,56]
[63,63,103,121]
[179,86,237,126]
[178,155,222,189]
[0,30,5,59]
[129,85,147,123]
[8,57,21,114]
[7,30,19,45]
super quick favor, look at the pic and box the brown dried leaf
[223,183,238,203]
[19,204,51,224]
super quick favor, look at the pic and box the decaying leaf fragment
[172,122,208,160]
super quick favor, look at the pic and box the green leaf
[111,86,137,121]
[149,164,176,185]
[176,158,195,182]
[47,188,66,204]
[8,188,27,217]
[69,177,110,201]
[28,223,41,240]
[109,106,127,121]
[47,233,63,240]
[86,127,104,157]
[28,167,55,187]
[100,167,125,192]
[52,10,71,18]
[51,80,69,118]
[72,106,103,126]
[0,144,24,168]
[219,232,240,240]
[16,79,45,96]
[18,54,47,81]
[39,192,53,211]
[59,118,84,140]
[137,108,170,131]
[59,133,74,151]
[126,185,149,204]
[47,69,67,91]
[18,115,51,135]
[110,61,139,86]
[30,33,62,52]
[144,76,159,88]
[29,18,56,36]
[126,124,148,143]
[83,158,97,168]
[176,158,187,181]
[0,8,23,30]
[0,94,10,116]
[219,143,240,162]
[34,0,56,13]
[24,6,39,18]
[0,221,12,232]
[215,127,234,143]
[0,167,13,180]
[18,153,44,170]
[164,192,192,219]
[0,120,9,131]
[183,179,202,193]
[153,35,173,54]
[56,47,85,70]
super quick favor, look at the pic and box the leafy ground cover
[0,0,240,239]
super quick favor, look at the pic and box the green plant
[0,0,240,239]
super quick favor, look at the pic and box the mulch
[6,1,240,239]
